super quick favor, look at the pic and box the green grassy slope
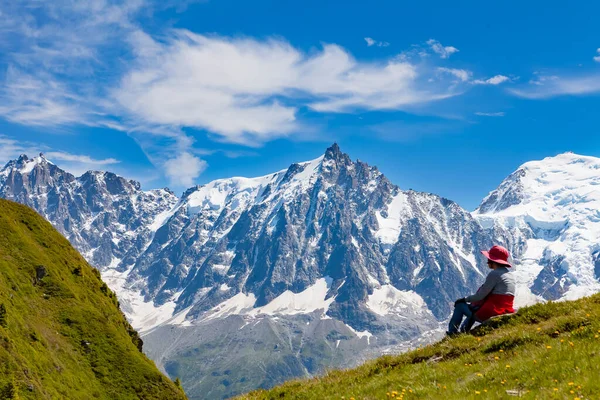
[242,293,600,399]
[0,199,186,399]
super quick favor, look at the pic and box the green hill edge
[0,199,186,399]
[241,288,600,399]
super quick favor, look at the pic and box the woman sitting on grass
[447,245,516,336]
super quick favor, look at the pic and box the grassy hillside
[242,293,600,399]
[0,199,186,399]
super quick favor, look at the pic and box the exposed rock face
[2,147,598,399]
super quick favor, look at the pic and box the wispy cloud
[44,152,120,166]
[594,48,600,63]
[0,1,206,185]
[510,74,600,99]
[427,39,459,59]
[472,75,511,85]
[0,135,122,176]
[475,112,505,117]
[437,67,472,82]
[0,3,489,186]
[116,32,463,145]
[0,136,38,165]
[364,37,390,47]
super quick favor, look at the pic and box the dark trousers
[448,303,480,334]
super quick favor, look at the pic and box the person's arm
[464,271,499,303]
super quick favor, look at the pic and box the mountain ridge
[1,146,598,399]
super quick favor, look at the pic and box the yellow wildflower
[568,382,574,386]
[477,373,483,377]
[546,345,552,349]
[475,391,480,395]
[505,364,510,368]
[494,356,499,360]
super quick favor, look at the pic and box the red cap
[481,245,512,267]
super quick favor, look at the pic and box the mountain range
[1,145,598,399]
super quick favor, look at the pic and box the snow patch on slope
[197,277,335,323]
[102,265,183,332]
[249,277,334,316]
[367,285,431,316]
[375,192,408,244]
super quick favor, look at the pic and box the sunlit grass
[240,291,600,399]
[0,199,186,399]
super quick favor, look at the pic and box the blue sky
[0,0,599,210]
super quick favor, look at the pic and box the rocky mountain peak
[324,142,352,165]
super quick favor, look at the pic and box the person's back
[466,266,515,321]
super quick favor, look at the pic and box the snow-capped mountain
[1,147,599,399]
[474,152,600,304]
[0,154,179,305]
[0,145,494,398]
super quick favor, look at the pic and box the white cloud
[437,67,472,82]
[475,112,505,117]
[116,32,461,144]
[0,0,146,128]
[427,39,459,59]
[594,48,600,63]
[0,136,37,165]
[510,74,600,99]
[0,135,123,177]
[364,37,390,47]
[472,75,510,85]
[44,152,120,166]
[163,152,207,187]
[0,3,482,186]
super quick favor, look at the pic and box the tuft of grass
[0,199,187,399]
[239,290,600,399]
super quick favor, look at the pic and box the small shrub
[99,283,109,296]
[0,304,7,328]
[174,378,183,390]
[0,379,18,399]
